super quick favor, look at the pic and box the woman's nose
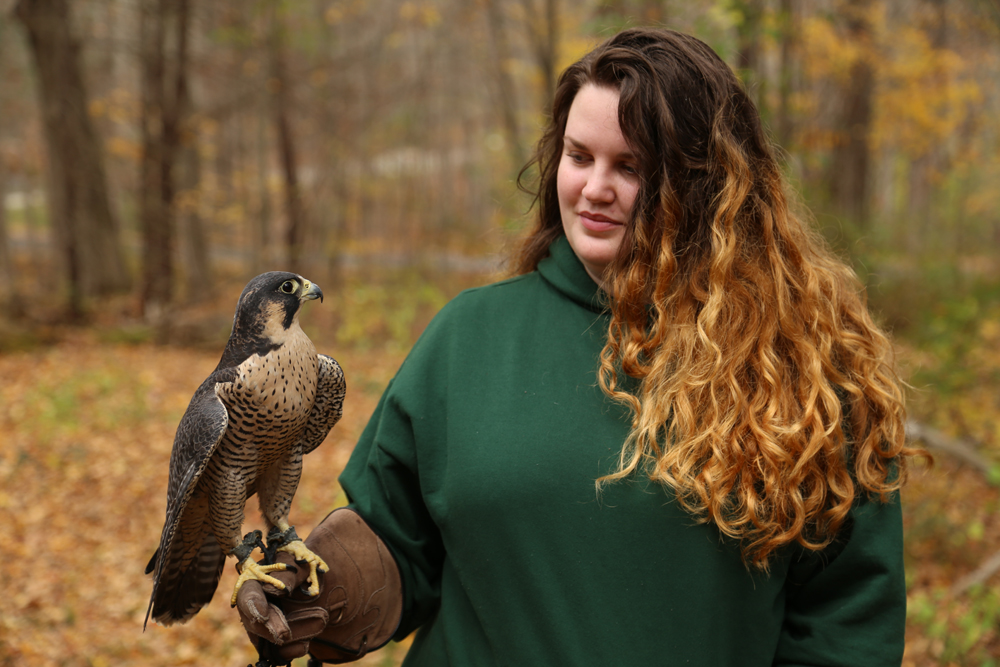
[582,166,615,203]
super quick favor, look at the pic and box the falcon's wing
[145,368,235,627]
[300,354,346,455]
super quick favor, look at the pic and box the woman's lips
[579,211,623,233]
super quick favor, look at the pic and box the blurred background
[0,0,998,665]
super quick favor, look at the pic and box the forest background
[0,0,998,665]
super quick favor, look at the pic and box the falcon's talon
[277,539,328,597]
[230,557,289,606]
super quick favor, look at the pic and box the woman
[238,28,915,667]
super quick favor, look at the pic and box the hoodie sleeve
[773,492,907,667]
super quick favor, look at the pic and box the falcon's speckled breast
[220,323,319,470]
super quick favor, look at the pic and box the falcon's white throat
[261,301,301,345]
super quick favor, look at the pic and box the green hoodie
[339,236,906,667]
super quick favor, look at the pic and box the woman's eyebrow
[563,135,636,161]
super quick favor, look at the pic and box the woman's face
[557,84,640,288]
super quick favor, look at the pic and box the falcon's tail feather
[146,531,226,627]
[144,548,159,575]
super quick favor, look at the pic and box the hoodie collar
[537,235,607,313]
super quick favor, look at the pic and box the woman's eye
[281,281,296,294]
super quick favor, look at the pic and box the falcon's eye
[280,280,297,294]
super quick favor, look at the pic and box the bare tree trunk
[162,0,189,237]
[521,0,559,111]
[139,0,172,320]
[276,104,305,272]
[0,18,23,319]
[178,143,211,302]
[735,0,764,105]
[483,0,525,169]
[829,0,873,229]
[140,0,196,315]
[774,0,798,151]
[0,184,12,310]
[906,0,948,254]
[253,98,272,274]
[0,160,25,319]
[170,0,211,302]
[267,12,306,273]
[14,0,130,316]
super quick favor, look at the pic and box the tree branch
[951,548,1000,597]
[905,419,996,480]
[905,420,1000,595]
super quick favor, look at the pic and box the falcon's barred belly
[144,272,346,627]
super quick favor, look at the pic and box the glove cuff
[300,507,403,663]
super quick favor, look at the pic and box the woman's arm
[774,492,907,667]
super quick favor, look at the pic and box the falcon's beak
[301,280,324,303]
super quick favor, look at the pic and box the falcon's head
[222,272,324,363]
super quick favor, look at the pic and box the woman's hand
[236,508,403,664]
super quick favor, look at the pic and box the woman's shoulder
[437,272,545,317]
[392,273,545,375]
[406,272,549,352]
[460,271,544,296]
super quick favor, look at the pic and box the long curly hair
[513,28,914,568]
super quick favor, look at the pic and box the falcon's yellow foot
[278,539,328,597]
[230,557,289,606]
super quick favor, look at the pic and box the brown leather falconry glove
[236,508,403,664]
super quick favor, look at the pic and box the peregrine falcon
[144,271,346,627]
